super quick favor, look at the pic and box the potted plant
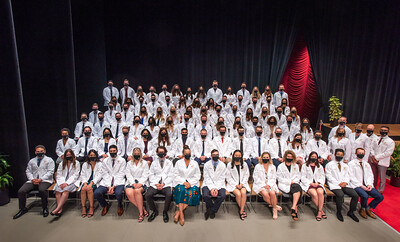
[389,144,400,187]
[328,96,343,127]
[0,154,13,206]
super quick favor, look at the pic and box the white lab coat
[77,162,102,187]
[88,110,100,124]
[273,91,289,107]
[129,124,145,139]
[207,88,223,103]
[236,89,251,104]
[120,86,136,104]
[104,110,116,124]
[282,124,299,142]
[103,86,119,106]
[136,139,157,157]
[93,121,111,138]
[348,159,374,188]
[25,156,55,184]
[273,113,287,127]
[171,137,195,158]
[250,136,270,158]
[288,144,307,160]
[110,121,126,139]
[300,164,325,192]
[305,139,330,160]
[146,126,160,139]
[158,91,171,104]
[226,162,251,192]
[74,136,98,157]
[194,124,213,141]
[348,133,371,161]
[252,163,278,194]
[300,129,314,144]
[121,111,134,124]
[268,138,288,159]
[276,162,300,193]
[202,160,227,190]
[56,162,80,186]
[173,159,201,187]
[214,136,232,158]
[328,125,352,140]
[117,136,142,157]
[55,138,76,160]
[370,136,395,167]
[193,139,214,158]
[97,138,117,156]
[325,160,350,190]
[74,121,94,138]
[94,156,126,187]
[148,158,174,189]
[125,160,149,187]
[177,122,196,139]
[231,138,254,159]
[328,137,352,162]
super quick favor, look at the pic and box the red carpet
[370,179,400,232]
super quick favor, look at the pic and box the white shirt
[125,160,149,187]
[89,110,100,124]
[148,157,174,189]
[226,162,251,192]
[97,138,117,156]
[103,86,119,106]
[305,139,330,160]
[328,137,352,162]
[117,136,142,157]
[268,138,288,159]
[95,156,126,187]
[74,121,94,138]
[193,139,214,158]
[348,159,374,188]
[328,125,352,140]
[214,136,232,158]
[236,89,251,104]
[74,136,98,157]
[349,133,371,161]
[250,136,270,158]
[78,162,102,187]
[300,164,325,192]
[110,121,126,139]
[120,86,136,104]
[56,162,80,186]
[207,87,223,103]
[202,160,227,190]
[252,163,278,194]
[25,156,55,184]
[93,120,111,138]
[276,162,300,193]
[325,160,350,190]
[370,135,395,167]
[173,159,201,187]
[231,137,254,159]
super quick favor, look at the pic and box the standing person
[55,128,76,164]
[325,149,359,222]
[202,150,227,220]
[226,150,251,220]
[172,147,201,226]
[79,149,101,218]
[94,145,126,216]
[13,145,54,219]
[207,80,223,103]
[328,116,352,140]
[103,80,119,106]
[51,149,80,217]
[146,146,174,223]
[348,148,384,219]
[273,84,289,107]
[236,83,251,104]
[120,79,136,104]
[300,152,327,221]
[276,151,302,221]
[370,126,395,193]
[252,152,281,220]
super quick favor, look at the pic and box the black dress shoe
[336,211,344,222]
[163,211,169,223]
[204,210,210,220]
[347,211,359,222]
[148,211,159,222]
[13,208,28,219]
[43,208,49,217]
[210,211,215,219]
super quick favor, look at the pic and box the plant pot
[330,120,338,127]
[390,175,400,188]
[0,188,10,206]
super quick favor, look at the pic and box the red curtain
[280,34,319,125]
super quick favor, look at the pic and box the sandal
[87,207,94,218]
[276,205,282,211]
[174,211,180,223]
[321,212,327,219]
[242,210,247,218]
[138,215,144,223]
[239,212,245,220]
[81,207,87,218]
[291,209,298,221]
[144,209,149,217]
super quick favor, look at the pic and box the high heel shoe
[272,208,278,220]
[173,211,179,223]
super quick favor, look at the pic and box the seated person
[252,152,281,220]
[305,130,330,167]
[348,148,384,219]
[231,126,255,169]
[269,128,288,167]
[193,129,213,165]
[74,113,93,141]
[97,128,116,161]
[13,145,54,219]
[125,148,150,223]
[79,149,101,218]
[173,147,201,226]
[202,149,227,220]
[276,150,302,221]
[146,146,174,223]
[93,145,126,216]
[226,150,251,220]
[74,126,97,162]
[51,149,80,217]
[300,152,327,221]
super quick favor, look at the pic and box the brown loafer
[101,205,109,216]
[117,207,124,216]
[359,209,368,219]
[366,209,376,219]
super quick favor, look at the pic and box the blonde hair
[259,152,273,164]
[131,147,143,165]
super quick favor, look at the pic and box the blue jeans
[195,157,211,165]
[94,185,124,208]
[245,158,259,169]
[354,187,384,209]
[272,158,281,168]
[202,187,226,213]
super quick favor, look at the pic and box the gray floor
[0,198,398,242]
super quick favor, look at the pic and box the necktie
[141,118,144,124]
[116,123,119,137]
[37,158,41,178]
[125,88,128,102]
[109,86,113,97]
[160,159,164,169]
[222,137,224,143]
[240,139,243,154]
[84,137,88,157]
[81,122,85,137]
[66,165,70,180]
[360,161,365,186]
[213,162,217,171]
[183,137,187,146]
[125,112,127,120]
[258,137,261,157]
[278,139,282,158]
[378,138,383,145]
[111,159,115,186]
[355,135,359,140]
[185,123,188,128]
[201,141,205,156]
[124,137,128,157]
[100,121,103,128]
[317,141,319,148]
[94,111,97,124]
[144,141,148,154]
[338,162,341,172]
[157,119,159,126]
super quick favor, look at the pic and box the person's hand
[265,185,271,190]
[127,156,132,161]
[36,179,42,184]
[235,184,240,189]
[318,158,324,164]
[134,137,138,140]
[143,154,149,159]
[211,189,218,197]
[134,183,142,189]
[278,158,283,163]
[361,185,368,191]
[238,184,243,190]
[60,183,68,189]
[339,182,347,188]
[108,186,114,194]
[367,185,372,191]
[200,156,206,161]
[178,155,184,159]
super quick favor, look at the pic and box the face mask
[82,117,87,121]
[262,111,267,114]
[89,157,96,161]
[62,135,68,139]
[212,156,219,162]
[241,86,246,90]
[339,121,345,126]
[234,157,241,162]
[238,99,243,102]
[235,121,240,125]
[66,156,73,161]
[166,99,170,103]
[275,133,282,137]
[220,131,226,136]
[256,131,263,136]
[201,135,207,139]
[380,131,388,136]
[135,120,140,124]
[157,110,162,114]
[141,110,146,114]
[218,121,223,125]
[287,120,292,125]
[133,155,140,160]
[158,153,165,158]
[201,120,207,124]
[108,83,113,87]
[109,152,117,158]
[37,153,44,158]
[286,158,293,163]
[109,106,113,110]
[124,83,129,87]
[277,111,282,115]
[182,134,188,139]
[104,133,111,137]
[267,99,271,103]
[162,88,167,91]
[270,122,276,126]
[161,133,167,137]
[355,129,362,133]
[222,100,226,103]
[142,134,149,139]
[84,132,91,137]
[233,109,237,113]
[238,132,244,136]
[184,118,189,122]
[99,117,104,121]
[357,154,365,159]
[167,120,173,124]
[336,156,343,161]
[116,117,121,121]
[367,130,373,135]
[315,135,321,140]
[252,122,258,126]
[123,107,128,111]
[282,103,287,106]
[253,101,257,104]
[309,158,317,163]
[262,158,269,164]
[227,89,232,93]
[213,84,218,88]
[338,133,344,137]
[216,109,221,113]
[247,112,252,116]
[171,110,176,114]
[295,138,302,143]
[184,154,191,160]
[303,123,309,126]
[123,132,129,136]
[279,89,284,92]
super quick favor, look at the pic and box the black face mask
[336,156,343,161]
[109,106,113,110]
[339,121,345,126]
[141,110,146,114]
[355,129,362,133]
[151,99,156,102]
[216,109,221,113]
[202,109,207,113]
[201,120,207,124]
[218,121,223,125]
[171,110,176,114]
[104,133,111,138]
[253,101,257,104]
[303,123,309,126]
[161,133,167,137]
[295,138,302,143]
[99,117,104,121]
[256,131,263,136]
[338,133,345,137]
[247,112,252,116]
[267,99,271,103]
[89,157,97,161]
[275,133,282,137]
[315,135,321,140]
[220,131,226,136]
[309,158,317,163]
[238,132,244,136]
[166,99,170,103]
[84,132,91,137]
[133,155,141,160]
[235,121,241,125]
[123,132,129,136]
[287,121,292,125]
[135,120,140,124]
[277,111,282,115]
[162,88,167,91]
[167,120,173,124]
[357,154,365,159]
[62,135,68,139]
[184,154,191,160]
[234,157,241,162]
[182,134,188,139]
[110,153,117,158]
[367,130,373,135]
[262,158,269,164]
[238,99,243,102]
[252,122,258,126]
[201,134,207,139]
[212,156,219,162]
[286,158,293,163]
[158,153,165,158]
[66,156,73,161]
[380,131,388,136]
[222,100,226,103]
[82,117,87,122]
[157,110,162,114]
[123,107,128,111]
[184,118,189,122]
[37,153,44,158]
[116,117,121,121]
[142,134,149,139]
[233,109,237,113]
[213,84,218,88]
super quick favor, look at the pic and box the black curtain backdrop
[1,0,399,195]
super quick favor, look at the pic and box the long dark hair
[85,149,99,164]
[103,128,114,138]
[306,151,320,168]
[141,128,153,141]
[231,150,244,169]
[62,149,77,170]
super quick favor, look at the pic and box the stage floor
[1,198,398,242]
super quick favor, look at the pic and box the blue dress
[173,184,200,206]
